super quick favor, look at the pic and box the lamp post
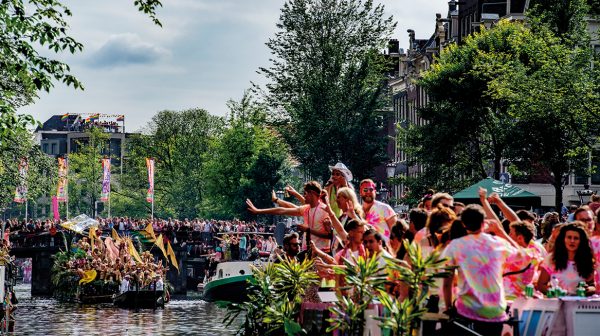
[386,162,397,205]
[577,184,595,205]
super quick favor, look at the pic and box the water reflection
[12,284,240,336]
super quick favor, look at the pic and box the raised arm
[271,190,297,208]
[246,199,303,216]
[285,185,305,204]
[322,190,348,242]
[488,192,519,223]
[478,187,501,223]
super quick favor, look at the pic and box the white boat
[202,261,260,302]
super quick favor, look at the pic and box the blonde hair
[337,187,364,219]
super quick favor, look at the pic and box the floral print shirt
[364,201,395,242]
[441,233,518,322]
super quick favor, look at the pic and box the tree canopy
[260,0,397,182]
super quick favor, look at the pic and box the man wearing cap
[325,162,354,218]
[359,179,397,242]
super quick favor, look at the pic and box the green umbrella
[453,177,541,207]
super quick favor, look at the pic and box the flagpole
[66,156,70,220]
[151,194,154,220]
[25,199,28,222]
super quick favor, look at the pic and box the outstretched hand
[488,192,501,205]
[285,185,296,194]
[246,199,258,213]
[271,190,277,202]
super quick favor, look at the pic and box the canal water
[11,283,240,335]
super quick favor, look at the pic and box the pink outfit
[503,242,545,299]
[302,203,331,252]
[365,201,395,242]
[540,253,586,295]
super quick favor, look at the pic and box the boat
[113,289,165,309]
[202,261,259,302]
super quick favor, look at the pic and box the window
[42,143,48,154]
[51,143,57,155]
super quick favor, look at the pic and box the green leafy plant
[376,241,456,336]
[327,255,387,335]
[223,257,319,336]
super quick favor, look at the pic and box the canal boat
[202,261,259,302]
[113,289,165,309]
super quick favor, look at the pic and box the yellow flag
[79,269,97,285]
[127,238,143,264]
[112,228,121,242]
[88,228,96,251]
[154,234,168,258]
[144,222,156,242]
[167,241,179,273]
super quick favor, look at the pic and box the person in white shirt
[120,275,130,293]
[155,276,164,291]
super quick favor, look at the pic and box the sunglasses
[288,243,301,247]
[332,171,343,176]
[362,188,375,193]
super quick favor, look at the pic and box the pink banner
[146,158,154,203]
[100,158,111,202]
[52,196,60,221]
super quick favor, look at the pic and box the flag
[52,196,60,221]
[127,238,143,264]
[79,270,97,285]
[167,241,179,273]
[116,115,125,121]
[100,158,111,202]
[146,158,155,203]
[61,113,69,121]
[144,222,157,242]
[89,113,100,121]
[84,117,91,123]
[112,228,120,242]
[154,234,167,258]
[14,158,28,203]
[88,228,97,251]
[57,157,68,202]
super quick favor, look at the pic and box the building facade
[381,1,599,210]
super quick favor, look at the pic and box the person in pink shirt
[536,222,596,295]
[504,221,545,299]
[442,204,526,336]
[359,179,396,242]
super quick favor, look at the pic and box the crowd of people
[244,162,600,336]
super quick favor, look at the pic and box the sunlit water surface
[11,283,240,336]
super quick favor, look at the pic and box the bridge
[9,231,191,297]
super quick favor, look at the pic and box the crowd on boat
[244,162,600,336]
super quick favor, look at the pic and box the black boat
[113,289,165,309]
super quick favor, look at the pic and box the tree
[126,109,223,219]
[405,19,599,209]
[0,0,162,140]
[201,92,291,220]
[0,128,56,216]
[260,0,397,182]
[404,21,533,194]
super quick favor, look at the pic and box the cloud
[87,33,170,68]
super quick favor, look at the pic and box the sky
[19,0,448,132]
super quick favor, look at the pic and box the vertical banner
[57,157,68,202]
[100,158,111,202]
[51,196,60,221]
[146,158,155,203]
[14,158,29,203]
